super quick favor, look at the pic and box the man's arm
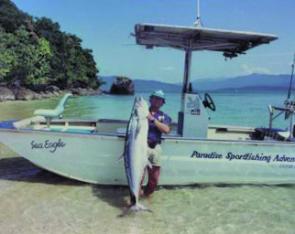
[148,113,171,134]
[154,119,170,134]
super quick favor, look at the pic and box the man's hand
[147,113,155,122]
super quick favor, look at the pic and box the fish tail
[128,203,152,213]
[118,202,152,217]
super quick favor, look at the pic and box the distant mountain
[192,74,290,91]
[100,76,181,93]
[133,80,181,92]
[100,74,292,93]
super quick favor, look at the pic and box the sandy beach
[1,142,295,234]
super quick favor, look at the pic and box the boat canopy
[134,23,278,58]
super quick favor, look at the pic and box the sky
[13,0,295,83]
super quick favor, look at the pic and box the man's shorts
[147,144,162,166]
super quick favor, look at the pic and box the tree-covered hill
[0,0,101,91]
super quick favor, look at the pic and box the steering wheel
[203,93,216,111]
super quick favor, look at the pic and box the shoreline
[0,86,102,103]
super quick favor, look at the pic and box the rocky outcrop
[70,87,102,96]
[14,87,37,101]
[0,87,15,101]
[0,85,102,102]
[45,85,60,93]
[39,91,60,99]
[109,77,134,95]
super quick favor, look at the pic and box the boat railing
[268,101,295,139]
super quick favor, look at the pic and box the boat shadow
[0,156,85,186]
[0,157,129,210]
[1,156,295,210]
[91,185,130,210]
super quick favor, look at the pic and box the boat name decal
[191,151,295,164]
[30,139,66,153]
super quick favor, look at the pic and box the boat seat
[34,93,72,127]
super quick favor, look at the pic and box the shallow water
[1,91,295,234]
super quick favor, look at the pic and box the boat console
[178,92,209,138]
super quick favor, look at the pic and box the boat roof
[134,23,278,58]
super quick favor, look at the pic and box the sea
[0,91,295,234]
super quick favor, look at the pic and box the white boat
[1,10,295,185]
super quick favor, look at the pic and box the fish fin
[129,203,152,213]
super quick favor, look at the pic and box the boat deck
[6,117,292,143]
[18,118,256,141]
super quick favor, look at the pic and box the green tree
[0,27,17,81]
[35,17,100,89]
[0,0,101,90]
[0,26,52,86]
[0,0,31,33]
[24,37,52,86]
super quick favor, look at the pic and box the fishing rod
[287,53,295,100]
[284,53,295,120]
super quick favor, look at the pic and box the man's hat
[150,90,166,103]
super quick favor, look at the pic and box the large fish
[124,96,151,212]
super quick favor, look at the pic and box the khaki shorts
[147,144,162,166]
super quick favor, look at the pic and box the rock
[109,77,134,95]
[40,91,54,98]
[46,85,60,93]
[77,88,89,96]
[0,87,15,101]
[71,87,101,96]
[0,85,100,102]
[27,84,47,93]
[52,91,60,96]
[15,88,37,101]
[71,88,82,95]
[33,93,43,100]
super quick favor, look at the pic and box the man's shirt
[148,110,172,146]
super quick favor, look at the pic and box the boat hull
[1,129,295,185]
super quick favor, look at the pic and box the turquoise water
[0,91,288,129]
[1,91,295,234]
[63,91,288,129]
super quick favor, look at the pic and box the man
[143,90,172,196]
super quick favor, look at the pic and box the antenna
[287,53,295,100]
[194,0,202,27]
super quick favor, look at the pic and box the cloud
[241,64,271,75]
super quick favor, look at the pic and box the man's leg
[144,165,160,196]
[139,167,147,196]
[144,145,161,196]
